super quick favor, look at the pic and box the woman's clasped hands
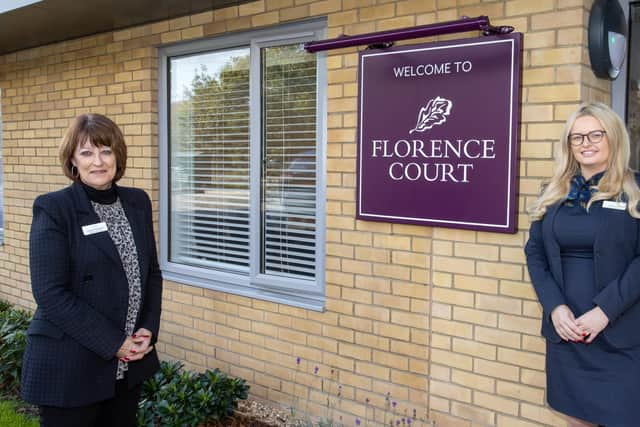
[116,328,154,362]
[551,304,609,344]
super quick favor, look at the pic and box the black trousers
[39,378,141,427]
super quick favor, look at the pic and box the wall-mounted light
[588,0,628,80]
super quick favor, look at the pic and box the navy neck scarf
[565,171,605,208]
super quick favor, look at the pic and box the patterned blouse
[92,199,142,380]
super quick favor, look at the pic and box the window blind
[170,48,251,272]
[261,44,317,279]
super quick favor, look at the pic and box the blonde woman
[525,102,640,427]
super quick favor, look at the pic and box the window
[159,20,326,310]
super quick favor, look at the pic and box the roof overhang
[0,0,254,55]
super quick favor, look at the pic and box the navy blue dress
[546,203,640,426]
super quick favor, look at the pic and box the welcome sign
[356,34,522,233]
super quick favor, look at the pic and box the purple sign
[357,34,522,233]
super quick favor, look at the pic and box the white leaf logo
[409,96,453,134]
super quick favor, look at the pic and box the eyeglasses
[568,130,607,146]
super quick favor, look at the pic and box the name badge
[82,222,108,236]
[603,200,627,210]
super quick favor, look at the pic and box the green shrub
[137,360,250,427]
[0,302,31,398]
[0,300,12,314]
[0,400,39,427]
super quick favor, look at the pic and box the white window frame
[158,19,327,311]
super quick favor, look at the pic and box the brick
[390,310,428,329]
[531,9,583,30]
[506,0,554,16]
[432,228,476,242]
[239,0,265,15]
[476,294,522,315]
[372,263,411,280]
[433,256,475,275]
[309,0,342,15]
[453,307,497,327]
[496,414,541,427]
[390,369,426,389]
[433,240,453,255]
[475,326,521,349]
[522,335,545,354]
[558,27,583,45]
[355,361,389,381]
[474,391,519,415]
[498,347,545,370]
[453,275,498,294]
[279,4,309,21]
[476,261,522,280]
[392,250,427,267]
[339,314,373,333]
[497,380,544,405]
[520,402,566,425]
[373,322,410,341]
[397,0,435,15]
[451,401,495,425]
[474,359,520,382]
[529,84,582,102]
[453,337,496,360]
[451,369,495,393]
[430,379,472,403]
[432,288,474,308]
[431,318,473,339]
[499,313,540,335]
[526,159,555,177]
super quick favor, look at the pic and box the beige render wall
[0,0,610,426]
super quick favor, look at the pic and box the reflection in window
[261,45,317,279]
[170,49,251,272]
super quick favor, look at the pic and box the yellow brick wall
[0,0,610,425]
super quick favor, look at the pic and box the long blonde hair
[529,102,640,221]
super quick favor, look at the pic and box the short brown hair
[59,113,128,182]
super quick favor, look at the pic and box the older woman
[526,102,640,426]
[21,113,162,427]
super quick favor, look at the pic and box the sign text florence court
[356,34,522,233]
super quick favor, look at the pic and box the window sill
[162,269,325,312]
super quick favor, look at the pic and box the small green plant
[0,300,12,314]
[0,400,39,427]
[137,360,249,427]
[0,302,31,398]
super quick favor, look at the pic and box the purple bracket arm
[304,16,514,53]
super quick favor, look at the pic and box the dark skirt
[546,255,640,426]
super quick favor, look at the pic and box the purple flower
[296,357,301,365]
[314,366,319,374]
[356,419,361,426]
[407,419,412,425]
[396,421,400,426]
[392,401,397,408]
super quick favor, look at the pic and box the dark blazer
[21,182,162,407]
[525,197,640,349]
